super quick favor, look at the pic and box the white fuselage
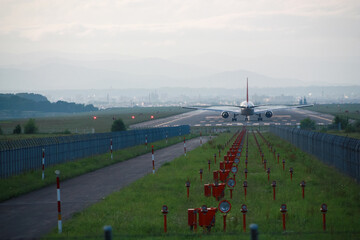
[240,100,255,116]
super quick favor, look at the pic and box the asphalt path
[130,108,333,129]
[0,137,207,239]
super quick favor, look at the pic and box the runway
[130,108,334,128]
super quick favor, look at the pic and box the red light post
[218,200,231,232]
[245,159,248,168]
[186,180,190,198]
[280,204,287,231]
[266,168,271,182]
[208,160,211,172]
[243,181,248,200]
[277,153,280,164]
[289,167,293,181]
[214,154,217,164]
[161,205,168,233]
[300,180,306,199]
[244,168,248,179]
[199,169,203,181]
[282,159,285,171]
[271,181,276,200]
[320,203,328,231]
[227,178,236,199]
[241,204,248,232]
[263,159,267,170]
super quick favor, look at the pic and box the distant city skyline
[0,0,359,90]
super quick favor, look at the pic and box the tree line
[0,93,97,113]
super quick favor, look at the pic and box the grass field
[0,133,197,202]
[308,104,360,121]
[0,107,192,138]
[43,130,360,240]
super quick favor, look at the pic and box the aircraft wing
[183,106,241,113]
[253,104,314,114]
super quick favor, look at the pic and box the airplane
[183,78,313,122]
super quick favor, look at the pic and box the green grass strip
[0,133,198,202]
[43,131,360,240]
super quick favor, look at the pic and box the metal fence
[269,126,360,182]
[0,125,190,178]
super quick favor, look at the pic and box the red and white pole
[145,135,148,150]
[55,170,62,233]
[152,145,155,174]
[110,139,113,160]
[42,148,45,180]
[184,137,186,157]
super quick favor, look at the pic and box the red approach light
[131,115,135,119]
[93,116,97,120]
[151,115,154,119]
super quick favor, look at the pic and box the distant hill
[0,93,98,119]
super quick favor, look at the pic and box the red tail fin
[246,78,248,103]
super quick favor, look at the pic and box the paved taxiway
[0,137,207,239]
[130,108,334,129]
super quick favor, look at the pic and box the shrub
[300,117,316,130]
[13,124,21,134]
[111,119,126,132]
[24,119,38,134]
[345,124,356,133]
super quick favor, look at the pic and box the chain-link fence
[0,125,190,178]
[269,126,360,182]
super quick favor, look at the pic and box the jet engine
[265,111,273,118]
[221,111,230,119]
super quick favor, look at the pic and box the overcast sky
[0,0,359,90]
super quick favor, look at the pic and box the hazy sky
[0,0,358,57]
[0,0,359,90]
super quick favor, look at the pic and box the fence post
[104,225,112,240]
[250,224,258,240]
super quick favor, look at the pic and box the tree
[333,115,349,130]
[24,118,38,134]
[300,117,316,130]
[111,119,126,132]
[13,124,21,134]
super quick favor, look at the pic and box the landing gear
[257,114,263,121]
[245,117,249,121]
[232,113,239,122]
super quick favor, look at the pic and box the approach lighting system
[218,200,231,214]
[93,116,97,120]
[131,115,135,119]
[234,158,240,164]
[231,166,238,174]
[151,115,154,119]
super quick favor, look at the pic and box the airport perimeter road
[0,137,207,239]
[130,108,333,128]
